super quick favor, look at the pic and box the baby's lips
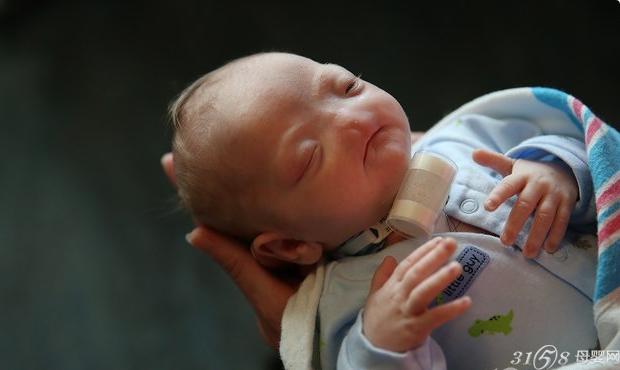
[362,125,383,162]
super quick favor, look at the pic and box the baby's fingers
[393,237,443,281]
[419,296,472,333]
[485,175,527,212]
[399,238,457,294]
[405,261,463,314]
[501,182,543,246]
[522,194,559,258]
[543,199,572,253]
[472,149,514,177]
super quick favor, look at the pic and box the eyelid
[301,145,317,176]
[299,144,320,181]
[345,73,363,94]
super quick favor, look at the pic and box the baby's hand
[472,149,578,258]
[363,237,471,353]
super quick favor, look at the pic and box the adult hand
[161,153,300,349]
[186,226,300,349]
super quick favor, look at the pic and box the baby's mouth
[363,126,384,163]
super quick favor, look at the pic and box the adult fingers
[369,256,398,295]
[187,226,297,294]
[161,152,176,187]
[522,194,559,258]
[188,227,256,285]
[501,181,543,246]
[419,296,472,332]
[187,226,296,345]
[485,175,527,212]
[400,238,457,294]
[472,149,514,177]
[257,316,281,349]
[393,237,443,281]
[543,199,572,253]
[406,261,462,314]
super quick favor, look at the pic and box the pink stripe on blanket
[572,99,584,123]
[586,117,603,147]
[599,211,620,248]
[597,177,620,211]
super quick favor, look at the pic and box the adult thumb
[369,256,398,294]
[160,152,176,187]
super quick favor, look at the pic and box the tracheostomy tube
[387,150,457,238]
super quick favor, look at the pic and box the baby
[169,52,597,369]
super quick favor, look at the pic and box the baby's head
[170,52,411,266]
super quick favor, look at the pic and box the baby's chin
[374,152,409,217]
[376,148,410,192]
[366,126,410,168]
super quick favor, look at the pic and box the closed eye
[299,145,321,182]
[345,73,362,94]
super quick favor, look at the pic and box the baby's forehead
[220,59,316,124]
[223,55,360,142]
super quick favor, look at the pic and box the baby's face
[220,53,411,248]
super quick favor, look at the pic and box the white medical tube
[387,150,457,238]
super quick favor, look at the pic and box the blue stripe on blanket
[588,128,620,193]
[595,239,620,301]
[532,87,583,132]
[583,107,593,126]
[600,202,620,223]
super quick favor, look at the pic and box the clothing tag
[433,245,490,306]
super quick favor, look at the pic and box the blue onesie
[317,114,597,370]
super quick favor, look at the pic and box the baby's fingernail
[500,233,512,246]
[522,245,538,258]
[485,199,495,210]
[444,237,456,244]
[460,296,472,306]
[450,261,462,271]
[544,244,557,254]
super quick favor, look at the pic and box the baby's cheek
[349,195,389,230]
[379,155,408,194]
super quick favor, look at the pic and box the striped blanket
[527,88,620,304]
[547,88,620,365]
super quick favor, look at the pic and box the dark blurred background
[1,0,618,369]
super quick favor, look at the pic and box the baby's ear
[251,232,323,266]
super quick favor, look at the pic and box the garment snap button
[460,199,479,214]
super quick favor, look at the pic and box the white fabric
[280,262,326,370]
